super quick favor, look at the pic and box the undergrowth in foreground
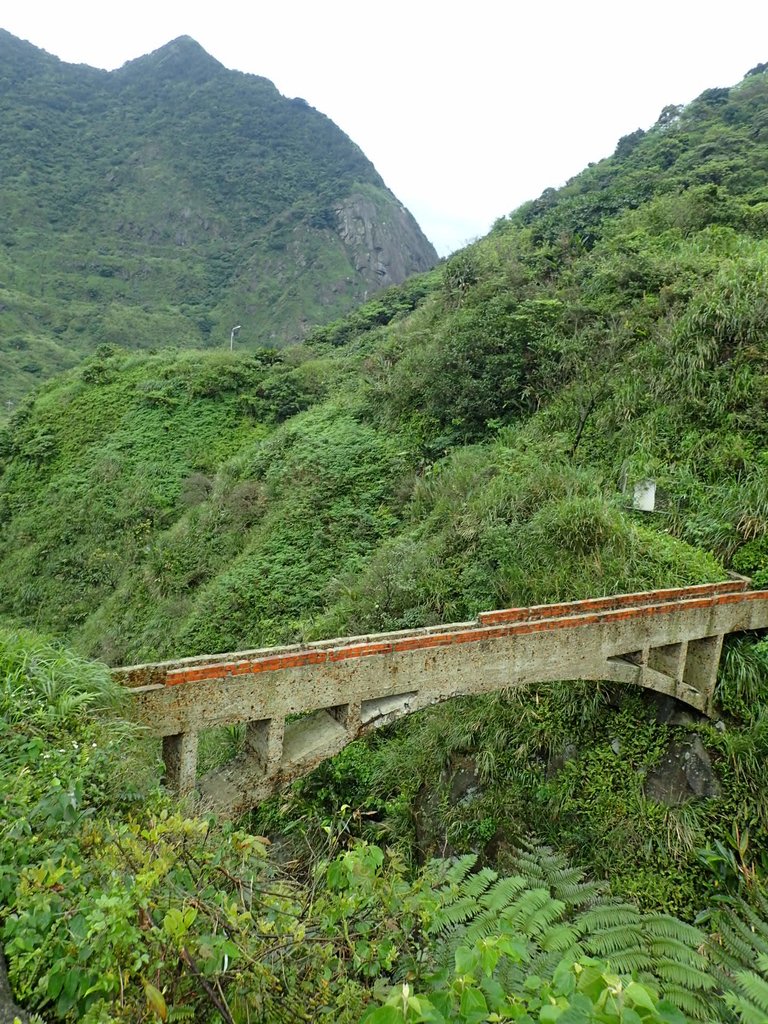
[2,628,768,1023]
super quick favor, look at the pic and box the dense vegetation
[0,31,436,413]
[1,58,768,1022]
[2,632,767,1022]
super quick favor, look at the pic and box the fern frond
[465,889,563,944]
[726,969,768,1024]
[507,843,606,908]
[440,853,478,885]
[538,922,581,953]
[428,860,500,935]
[733,909,768,959]
[587,923,645,955]
[578,902,643,933]
[653,958,718,991]
[719,918,768,967]
[552,879,605,906]
[658,983,715,1021]
[734,969,768,1008]
[168,1007,197,1021]
[477,874,528,912]
[601,946,654,974]
[648,937,709,967]
[643,913,707,945]
[430,897,483,935]
[459,865,498,899]
[498,889,563,931]
[707,894,768,983]
[524,896,569,938]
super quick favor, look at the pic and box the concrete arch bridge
[116,580,768,817]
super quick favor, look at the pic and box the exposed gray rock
[646,692,704,727]
[413,755,485,862]
[644,735,721,805]
[336,191,437,293]
[0,950,30,1024]
[450,761,483,807]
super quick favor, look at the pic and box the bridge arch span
[116,581,768,817]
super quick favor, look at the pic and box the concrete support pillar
[162,731,199,796]
[246,717,285,774]
[683,635,724,714]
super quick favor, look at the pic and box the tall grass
[0,626,124,727]
[717,637,768,720]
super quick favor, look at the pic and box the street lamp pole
[229,324,242,351]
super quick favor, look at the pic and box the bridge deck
[114,580,768,816]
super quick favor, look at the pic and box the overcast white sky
[4,1,768,254]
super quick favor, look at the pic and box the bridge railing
[114,578,768,816]
[478,579,749,625]
[114,579,751,690]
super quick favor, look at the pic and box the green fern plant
[167,1006,197,1021]
[704,892,768,1023]
[725,967,768,1024]
[424,843,719,1020]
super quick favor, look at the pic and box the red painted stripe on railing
[158,587,767,687]
[478,580,747,626]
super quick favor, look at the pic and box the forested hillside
[3,65,768,657]
[0,31,436,411]
[1,59,768,1023]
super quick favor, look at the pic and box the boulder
[644,735,720,805]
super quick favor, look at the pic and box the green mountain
[0,30,437,410]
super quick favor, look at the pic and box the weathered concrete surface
[114,581,768,816]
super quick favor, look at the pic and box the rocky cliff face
[336,192,438,295]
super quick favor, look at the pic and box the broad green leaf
[407,994,446,1022]
[539,1004,563,1023]
[624,982,657,1012]
[460,986,489,1024]
[326,859,348,890]
[362,1006,405,1024]
[455,945,479,976]
[479,940,501,976]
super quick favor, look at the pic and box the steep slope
[0,31,436,410]
[4,63,768,661]
[1,60,767,933]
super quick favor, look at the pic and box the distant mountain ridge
[0,30,437,408]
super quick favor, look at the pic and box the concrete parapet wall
[115,582,768,815]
